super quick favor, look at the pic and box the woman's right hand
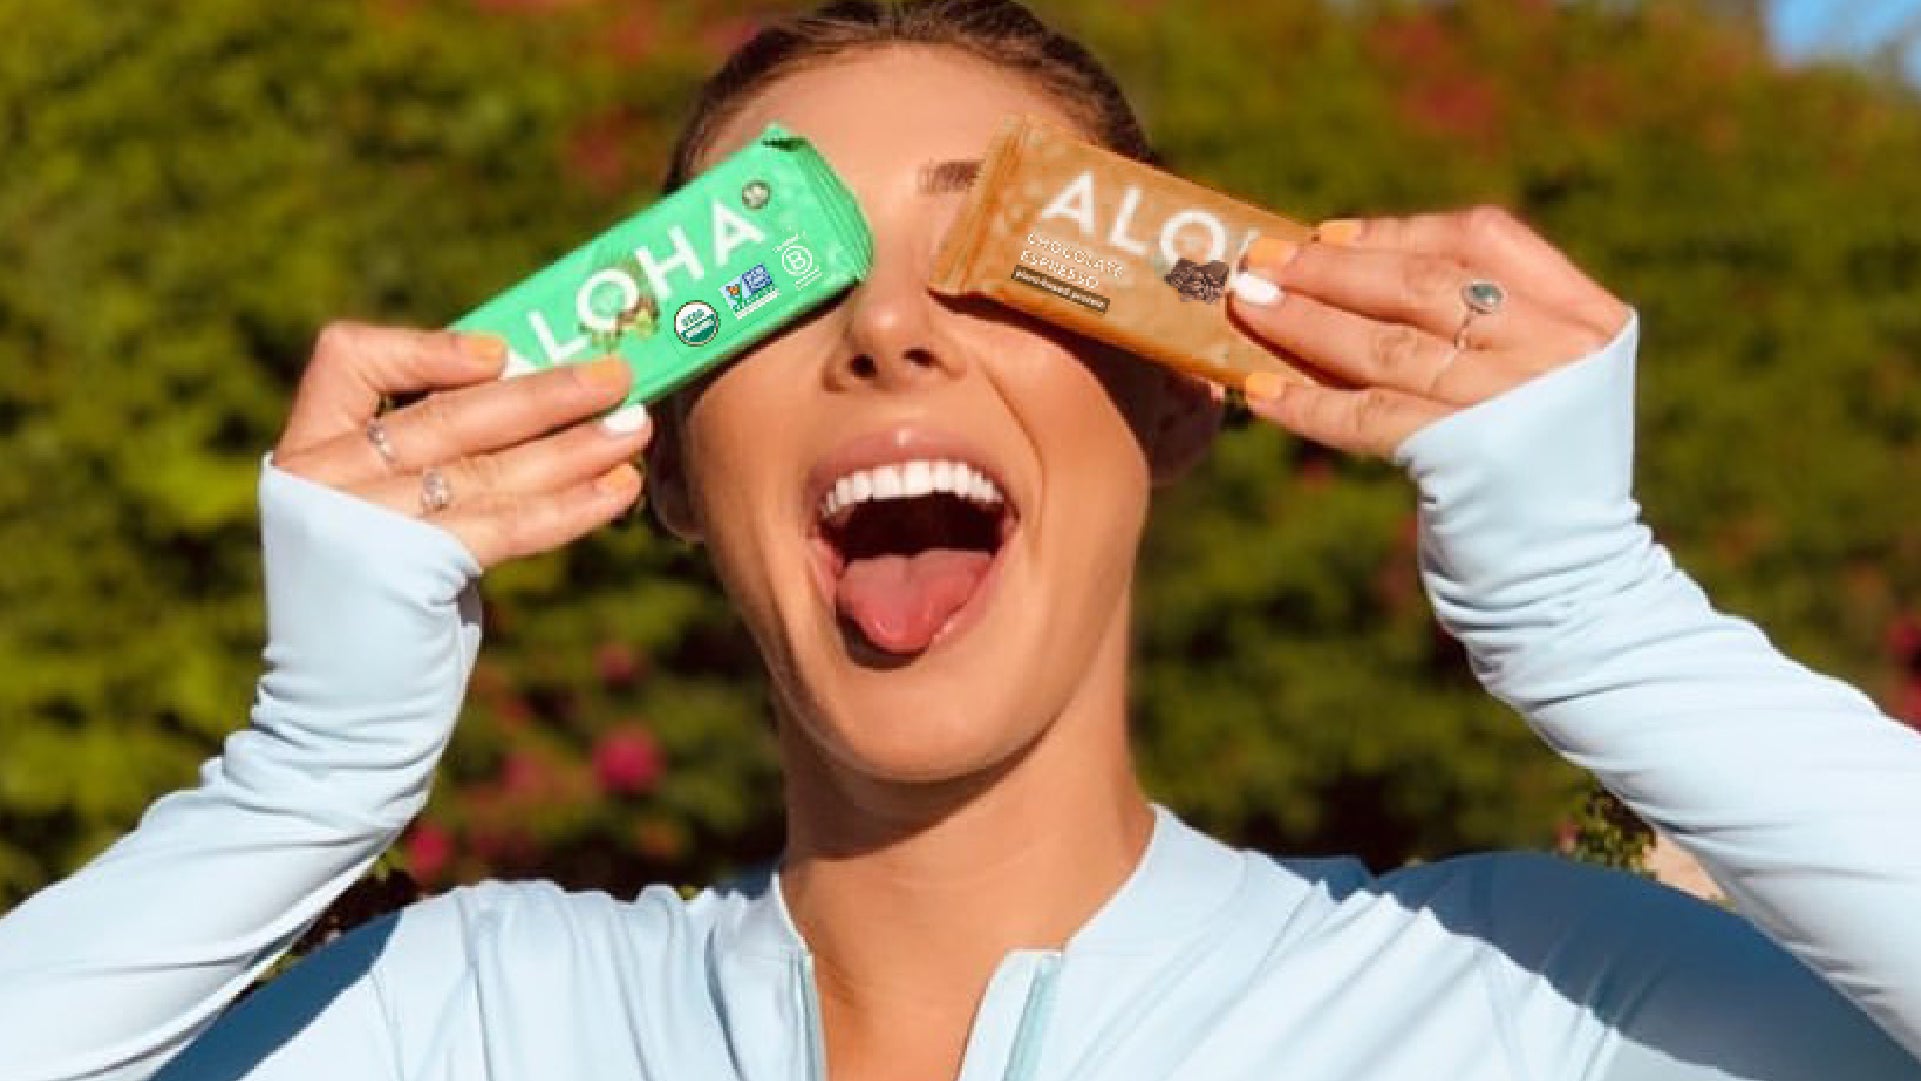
[271,322,652,569]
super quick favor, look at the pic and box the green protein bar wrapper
[453,126,873,404]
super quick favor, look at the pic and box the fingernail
[595,463,642,497]
[1244,371,1288,401]
[1315,218,1365,247]
[601,402,652,435]
[1243,237,1301,271]
[463,333,509,366]
[579,356,630,389]
[1231,271,1284,306]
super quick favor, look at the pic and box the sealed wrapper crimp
[454,125,873,405]
[930,116,1313,393]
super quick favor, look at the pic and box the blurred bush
[1,0,1917,908]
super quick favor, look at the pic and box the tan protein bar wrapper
[930,115,1314,392]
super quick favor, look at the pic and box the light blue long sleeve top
[2,320,1918,1081]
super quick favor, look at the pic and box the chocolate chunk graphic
[1164,258,1231,303]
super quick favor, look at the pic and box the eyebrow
[918,159,982,194]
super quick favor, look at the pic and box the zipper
[797,953,829,1081]
[795,950,1063,1081]
[1001,952,1063,1081]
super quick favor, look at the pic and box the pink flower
[405,821,454,884]
[1886,614,1921,665]
[595,641,642,689]
[594,726,665,795]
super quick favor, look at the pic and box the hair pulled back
[663,0,1153,191]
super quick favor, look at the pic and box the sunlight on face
[675,47,1178,788]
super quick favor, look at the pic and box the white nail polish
[1231,271,1284,306]
[601,403,651,435]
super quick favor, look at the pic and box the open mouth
[811,458,1017,657]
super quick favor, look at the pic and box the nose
[825,243,968,391]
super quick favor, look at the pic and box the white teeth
[817,458,1007,521]
[902,461,933,497]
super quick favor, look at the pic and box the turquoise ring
[1454,279,1506,348]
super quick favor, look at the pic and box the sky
[1767,0,1921,78]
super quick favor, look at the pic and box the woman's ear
[1147,369,1223,486]
[645,404,704,543]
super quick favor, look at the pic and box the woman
[1,2,1917,1079]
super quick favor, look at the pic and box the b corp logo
[777,235,821,288]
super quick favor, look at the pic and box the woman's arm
[0,325,650,1081]
[1399,321,1921,1058]
[1228,211,1921,1062]
[0,469,477,1081]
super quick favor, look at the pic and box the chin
[813,696,1034,786]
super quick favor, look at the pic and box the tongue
[836,548,993,655]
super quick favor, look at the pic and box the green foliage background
[2,0,1918,906]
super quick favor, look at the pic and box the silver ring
[419,467,453,515]
[365,417,399,470]
[1453,279,1506,349]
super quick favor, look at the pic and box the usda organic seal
[674,300,721,347]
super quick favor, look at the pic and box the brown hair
[661,0,1154,192]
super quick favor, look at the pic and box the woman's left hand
[1227,207,1632,455]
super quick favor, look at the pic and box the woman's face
[668,47,1210,786]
